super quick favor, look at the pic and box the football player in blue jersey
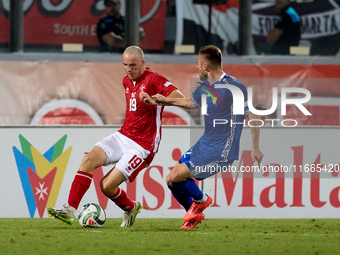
[141,45,264,229]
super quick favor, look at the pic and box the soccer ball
[78,203,106,228]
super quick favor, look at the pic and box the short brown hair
[199,45,222,68]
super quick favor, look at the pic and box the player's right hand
[251,148,264,168]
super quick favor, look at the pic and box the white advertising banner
[1,126,339,219]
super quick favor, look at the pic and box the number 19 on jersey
[129,98,137,111]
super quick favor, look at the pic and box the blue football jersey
[191,73,250,161]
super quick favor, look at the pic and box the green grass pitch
[1,218,340,255]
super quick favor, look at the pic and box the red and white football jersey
[119,67,177,152]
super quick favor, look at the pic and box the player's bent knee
[80,148,106,173]
[100,178,109,195]
[100,178,118,198]
[166,174,172,186]
[167,163,191,184]
[100,168,125,197]
[80,154,97,173]
[167,167,182,183]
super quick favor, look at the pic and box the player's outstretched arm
[140,90,185,106]
[139,91,158,105]
[166,89,184,99]
[139,90,184,106]
[152,94,197,109]
[248,113,264,167]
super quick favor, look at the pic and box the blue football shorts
[179,147,234,180]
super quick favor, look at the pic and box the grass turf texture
[1,218,340,255]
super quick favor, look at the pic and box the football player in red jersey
[48,46,184,227]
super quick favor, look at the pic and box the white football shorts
[95,132,151,182]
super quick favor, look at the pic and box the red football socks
[68,171,93,209]
[110,187,134,211]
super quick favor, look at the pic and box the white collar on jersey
[218,72,227,82]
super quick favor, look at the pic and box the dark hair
[199,45,222,67]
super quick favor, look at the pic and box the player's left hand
[151,94,167,104]
[251,148,264,168]
[139,91,157,105]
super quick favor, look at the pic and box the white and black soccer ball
[78,203,106,228]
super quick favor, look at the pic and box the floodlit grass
[1,218,340,255]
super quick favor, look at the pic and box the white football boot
[47,203,76,225]
[120,201,142,227]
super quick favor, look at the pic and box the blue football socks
[169,179,204,210]
[168,185,193,211]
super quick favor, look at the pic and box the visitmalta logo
[13,135,72,218]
